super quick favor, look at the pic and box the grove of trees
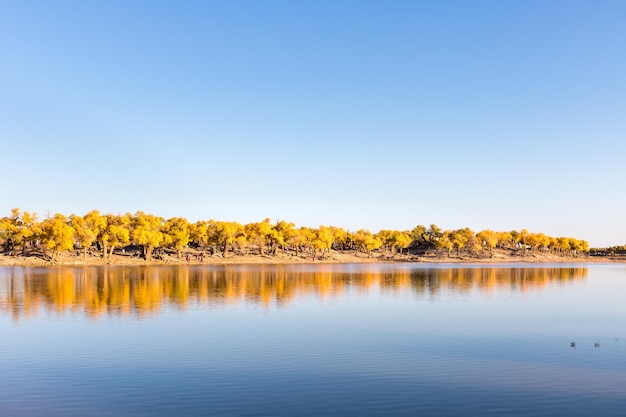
[0,208,591,263]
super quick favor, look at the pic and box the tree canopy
[0,207,595,263]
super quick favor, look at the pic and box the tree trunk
[222,242,228,258]
[109,245,115,259]
[83,247,87,262]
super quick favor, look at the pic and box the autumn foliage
[0,208,591,263]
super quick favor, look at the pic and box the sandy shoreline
[0,250,623,267]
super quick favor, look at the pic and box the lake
[1,263,625,416]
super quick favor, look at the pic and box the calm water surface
[1,263,625,416]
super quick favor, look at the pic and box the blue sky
[1,0,625,247]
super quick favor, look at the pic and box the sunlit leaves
[102,213,131,259]
[131,212,163,260]
[410,225,428,246]
[71,210,106,260]
[477,229,499,256]
[376,229,412,255]
[162,217,190,258]
[41,214,75,261]
[0,208,40,252]
[215,221,245,257]
[312,225,333,258]
[245,218,274,255]
[352,229,382,257]
[0,208,594,261]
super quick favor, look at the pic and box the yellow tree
[289,227,309,257]
[376,230,395,254]
[274,220,295,254]
[244,219,274,256]
[548,236,559,254]
[131,212,164,260]
[525,232,540,252]
[394,230,412,255]
[40,214,75,262]
[101,213,131,259]
[0,208,40,253]
[215,221,245,257]
[162,217,190,258]
[519,229,531,253]
[536,233,551,252]
[578,240,589,253]
[21,211,41,251]
[556,237,572,255]
[71,210,106,261]
[189,220,208,248]
[427,224,443,245]
[190,219,219,253]
[477,229,500,257]
[0,208,21,251]
[385,230,412,255]
[363,234,382,258]
[330,226,348,252]
[436,231,454,257]
[352,229,381,258]
[498,231,512,249]
[205,220,220,251]
[568,238,589,256]
[449,228,473,256]
[297,227,317,258]
[312,226,334,259]
[351,229,369,255]
[410,225,428,246]
[508,230,521,250]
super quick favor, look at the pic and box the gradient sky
[1,0,625,247]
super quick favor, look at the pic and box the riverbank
[0,249,622,267]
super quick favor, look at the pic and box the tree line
[588,245,626,256]
[0,208,590,262]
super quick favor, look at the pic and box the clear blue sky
[1,0,625,247]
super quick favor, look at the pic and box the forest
[0,208,591,263]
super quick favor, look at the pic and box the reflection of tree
[403,267,588,296]
[0,266,588,321]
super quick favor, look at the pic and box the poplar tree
[131,212,164,260]
[41,214,75,262]
[71,210,107,261]
[162,217,190,259]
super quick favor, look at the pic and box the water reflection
[0,265,587,321]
